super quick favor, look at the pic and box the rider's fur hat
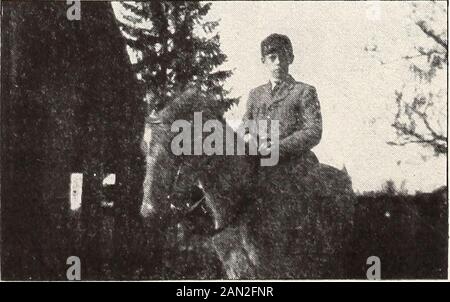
[261,33,294,64]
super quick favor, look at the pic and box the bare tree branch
[409,106,447,141]
[371,2,447,156]
[416,20,448,50]
[387,139,447,154]
[390,88,447,155]
[391,121,447,155]
[369,48,445,67]
[387,139,444,147]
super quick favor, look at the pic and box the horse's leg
[193,156,259,278]
[198,146,263,279]
[139,123,179,278]
[211,222,260,279]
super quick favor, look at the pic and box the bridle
[146,109,247,235]
[166,162,207,217]
[147,114,209,223]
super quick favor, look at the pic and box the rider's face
[262,52,290,81]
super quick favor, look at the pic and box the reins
[145,109,223,232]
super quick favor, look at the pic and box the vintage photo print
[1,1,448,281]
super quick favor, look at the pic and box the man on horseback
[243,33,322,163]
[242,33,323,278]
[112,3,354,280]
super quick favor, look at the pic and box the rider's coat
[242,74,322,167]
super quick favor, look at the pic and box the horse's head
[139,86,258,233]
[139,87,222,225]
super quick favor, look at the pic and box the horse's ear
[157,86,199,123]
[341,165,348,175]
[205,92,229,118]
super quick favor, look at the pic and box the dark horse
[140,86,356,279]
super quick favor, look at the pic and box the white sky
[207,1,447,193]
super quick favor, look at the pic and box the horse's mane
[159,85,228,124]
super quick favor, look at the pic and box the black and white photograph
[1,1,448,281]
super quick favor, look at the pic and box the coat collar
[263,74,296,105]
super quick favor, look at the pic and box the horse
[139,86,356,279]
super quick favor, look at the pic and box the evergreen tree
[112,1,237,112]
